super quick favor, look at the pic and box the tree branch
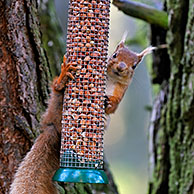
[113,0,168,29]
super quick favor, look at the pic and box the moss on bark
[148,0,194,193]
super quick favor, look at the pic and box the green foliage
[125,21,148,47]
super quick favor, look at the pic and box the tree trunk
[148,0,194,193]
[0,0,117,193]
[0,0,51,193]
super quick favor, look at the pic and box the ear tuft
[115,31,128,51]
[120,31,128,43]
[137,46,156,63]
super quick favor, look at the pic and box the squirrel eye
[132,63,137,70]
[112,53,117,58]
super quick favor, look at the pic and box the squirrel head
[107,38,156,84]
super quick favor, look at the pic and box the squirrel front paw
[105,95,119,114]
[54,55,79,91]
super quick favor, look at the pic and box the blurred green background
[54,0,161,193]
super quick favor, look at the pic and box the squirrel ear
[115,31,128,51]
[120,31,128,43]
[137,46,156,64]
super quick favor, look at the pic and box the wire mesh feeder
[53,0,110,184]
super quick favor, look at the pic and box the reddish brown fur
[105,42,153,114]
[10,57,73,194]
[105,42,140,114]
[10,84,63,194]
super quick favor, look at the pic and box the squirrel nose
[117,62,126,72]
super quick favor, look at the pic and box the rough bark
[148,0,194,193]
[0,0,51,193]
[0,0,118,193]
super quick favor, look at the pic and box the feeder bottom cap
[52,168,108,184]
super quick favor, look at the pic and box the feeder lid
[53,168,108,184]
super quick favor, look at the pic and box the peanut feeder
[53,0,110,184]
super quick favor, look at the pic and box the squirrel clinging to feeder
[10,41,156,194]
[105,34,156,114]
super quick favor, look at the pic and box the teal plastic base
[52,168,108,184]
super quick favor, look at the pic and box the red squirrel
[10,42,154,194]
[105,40,155,114]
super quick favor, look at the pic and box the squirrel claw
[68,65,79,72]
[66,72,75,80]
[53,55,78,91]
[63,54,67,64]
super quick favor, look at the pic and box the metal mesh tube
[60,0,110,170]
